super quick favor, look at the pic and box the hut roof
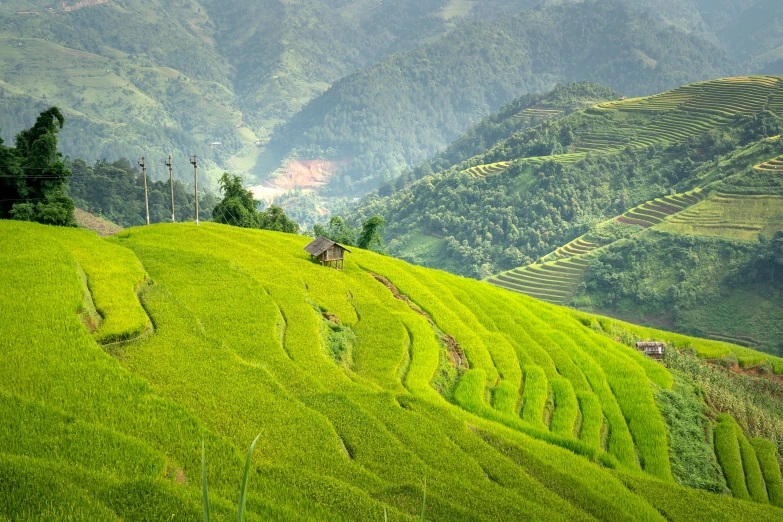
[636,342,665,349]
[303,236,352,257]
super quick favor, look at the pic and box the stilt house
[636,341,665,360]
[304,237,351,270]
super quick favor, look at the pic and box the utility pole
[190,155,199,225]
[138,157,150,225]
[165,155,175,223]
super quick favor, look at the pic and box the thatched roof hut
[636,341,665,360]
[304,237,351,270]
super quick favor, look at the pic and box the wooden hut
[304,237,351,269]
[636,341,665,360]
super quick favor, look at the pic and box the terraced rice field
[617,190,707,228]
[755,155,783,172]
[3,221,783,519]
[463,161,511,177]
[770,92,783,117]
[572,137,626,154]
[513,106,563,122]
[471,77,782,182]
[555,236,601,258]
[488,255,591,305]
[592,77,782,151]
[490,190,706,304]
[598,76,780,115]
[464,154,587,178]
[661,193,783,240]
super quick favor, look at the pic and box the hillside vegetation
[2,219,783,519]
[353,76,783,277]
[446,80,783,356]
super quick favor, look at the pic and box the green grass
[751,438,783,507]
[2,220,783,518]
[714,415,752,500]
[549,379,579,438]
[654,374,727,493]
[521,365,548,428]
[575,392,603,450]
[737,427,769,503]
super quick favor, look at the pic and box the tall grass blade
[202,438,210,522]
[420,477,426,522]
[384,506,388,522]
[237,433,261,522]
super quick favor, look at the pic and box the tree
[0,107,75,226]
[313,216,357,246]
[213,173,298,233]
[67,158,215,227]
[212,173,258,228]
[357,216,385,251]
[258,205,299,234]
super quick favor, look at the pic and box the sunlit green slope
[489,132,783,355]
[1,220,783,520]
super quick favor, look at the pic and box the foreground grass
[1,220,782,519]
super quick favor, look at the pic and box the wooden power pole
[165,155,175,223]
[190,155,199,225]
[138,157,150,225]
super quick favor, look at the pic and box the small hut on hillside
[304,237,351,270]
[636,341,665,360]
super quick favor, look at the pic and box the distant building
[636,341,665,360]
[304,237,351,270]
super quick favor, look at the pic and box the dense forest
[268,0,737,193]
[0,107,75,226]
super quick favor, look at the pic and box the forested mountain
[716,0,783,71]
[378,82,624,195]
[350,76,783,277]
[267,1,736,193]
[0,0,490,182]
[0,0,778,193]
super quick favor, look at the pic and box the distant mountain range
[0,0,779,191]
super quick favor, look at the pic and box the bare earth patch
[74,208,123,237]
[273,159,347,191]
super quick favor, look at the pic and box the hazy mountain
[267,0,736,194]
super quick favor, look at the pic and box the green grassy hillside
[2,220,783,519]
